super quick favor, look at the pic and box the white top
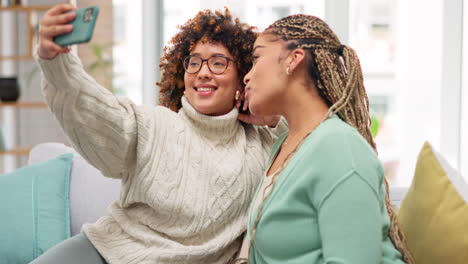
[36,51,288,264]
[236,170,277,262]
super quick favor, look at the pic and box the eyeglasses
[183,55,234,75]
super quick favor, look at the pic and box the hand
[235,92,281,127]
[38,4,77,60]
[238,112,281,127]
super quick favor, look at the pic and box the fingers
[37,4,75,59]
[40,24,73,38]
[40,3,76,39]
[43,39,71,53]
[243,95,250,111]
[46,3,76,16]
[39,4,76,39]
[43,11,77,27]
[237,113,250,123]
[38,39,71,59]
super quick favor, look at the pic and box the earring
[286,67,291,75]
[235,90,240,101]
[183,90,186,95]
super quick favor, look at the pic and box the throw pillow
[0,153,73,264]
[398,142,468,263]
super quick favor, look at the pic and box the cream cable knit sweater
[36,51,287,264]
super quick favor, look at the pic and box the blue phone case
[54,6,99,46]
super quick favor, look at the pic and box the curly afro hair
[157,8,257,112]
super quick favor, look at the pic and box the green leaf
[371,116,380,138]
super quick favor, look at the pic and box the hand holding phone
[37,4,99,60]
[54,6,99,46]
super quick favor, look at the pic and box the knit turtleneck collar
[179,96,240,141]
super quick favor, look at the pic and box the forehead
[191,41,234,58]
[254,33,280,48]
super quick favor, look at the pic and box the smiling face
[243,33,289,116]
[183,41,240,116]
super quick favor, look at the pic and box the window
[163,0,324,43]
[350,0,444,186]
[112,0,143,104]
[460,0,467,178]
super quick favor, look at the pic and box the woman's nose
[197,62,212,79]
[243,71,251,85]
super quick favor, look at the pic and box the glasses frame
[182,55,234,75]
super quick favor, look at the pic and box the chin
[250,102,276,117]
[193,104,214,115]
[194,103,231,116]
[249,105,264,116]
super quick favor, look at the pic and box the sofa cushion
[398,141,468,263]
[28,143,120,236]
[0,153,73,264]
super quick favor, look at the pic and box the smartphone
[54,6,99,46]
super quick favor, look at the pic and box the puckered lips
[194,83,218,97]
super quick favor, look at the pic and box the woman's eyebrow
[252,46,265,53]
[189,52,227,56]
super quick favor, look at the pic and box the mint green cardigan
[247,115,406,264]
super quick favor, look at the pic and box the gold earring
[235,90,240,101]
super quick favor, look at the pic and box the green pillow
[0,153,73,264]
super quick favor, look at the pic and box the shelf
[0,5,55,60]
[0,5,52,12]
[0,55,35,60]
[0,147,32,156]
[0,101,48,108]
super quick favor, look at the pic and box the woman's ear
[287,48,306,72]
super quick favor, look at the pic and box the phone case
[54,6,99,46]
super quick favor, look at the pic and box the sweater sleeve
[36,51,164,180]
[317,171,382,264]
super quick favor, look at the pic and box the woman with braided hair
[32,4,287,264]
[234,14,414,264]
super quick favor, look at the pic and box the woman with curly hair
[234,14,414,264]
[32,3,287,264]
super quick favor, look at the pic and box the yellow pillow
[398,142,468,264]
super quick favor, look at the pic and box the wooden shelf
[0,101,48,108]
[0,5,52,12]
[0,55,34,60]
[0,5,56,60]
[0,147,32,156]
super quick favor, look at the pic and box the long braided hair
[247,15,414,264]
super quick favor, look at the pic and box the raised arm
[36,4,168,180]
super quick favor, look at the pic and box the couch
[15,142,468,264]
[27,142,409,236]
[9,141,466,264]
[27,142,121,236]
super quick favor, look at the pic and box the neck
[180,96,240,141]
[281,84,329,135]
